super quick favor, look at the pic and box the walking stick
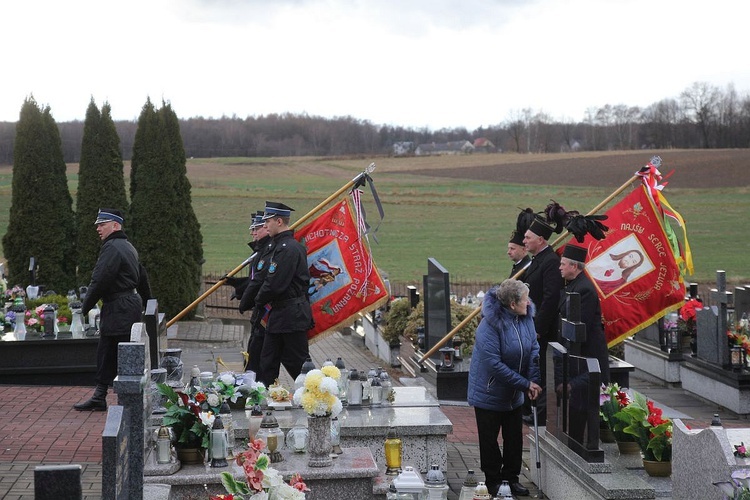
[417,171,642,364]
[166,163,377,327]
[531,356,543,498]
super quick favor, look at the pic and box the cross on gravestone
[561,292,586,356]
[698,271,733,367]
[144,299,167,370]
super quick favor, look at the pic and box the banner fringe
[309,295,389,345]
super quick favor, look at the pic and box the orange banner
[577,186,686,346]
[295,199,389,342]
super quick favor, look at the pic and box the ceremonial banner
[295,199,389,342]
[578,185,686,346]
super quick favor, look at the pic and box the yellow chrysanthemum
[321,365,340,381]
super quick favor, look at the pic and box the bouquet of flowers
[292,366,342,417]
[216,439,309,499]
[599,383,631,440]
[736,442,750,459]
[213,372,266,407]
[615,392,672,461]
[4,285,25,301]
[158,383,216,449]
[268,381,292,403]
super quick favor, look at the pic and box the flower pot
[600,426,616,443]
[307,415,333,467]
[176,446,206,465]
[616,440,641,454]
[642,458,671,477]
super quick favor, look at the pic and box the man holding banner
[251,201,313,386]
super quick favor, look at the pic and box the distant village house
[415,140,475,156]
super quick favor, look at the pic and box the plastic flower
[735,442,750,458]
[221,444,306,499]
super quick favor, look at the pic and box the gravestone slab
[34,464,82,500]
[145,299,166,370]
[423,258,451,363]
[697,306,722,365]
[102,405,128,500]
[735,286,750,323]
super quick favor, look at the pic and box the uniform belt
[270,296,307,309]
[103,290,137,302]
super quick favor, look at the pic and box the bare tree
[681,81,720,148]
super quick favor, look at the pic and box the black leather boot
[73,384,108,411]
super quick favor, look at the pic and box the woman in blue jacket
[468,279,542,497]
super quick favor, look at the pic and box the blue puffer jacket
[467,287,541,412]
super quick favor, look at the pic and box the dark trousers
[96,333,131,386]
[475,405,524,494]
[245,328,265,374]
[258,330,309,386]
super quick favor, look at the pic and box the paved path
[0,321,747,499]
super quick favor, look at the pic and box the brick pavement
[1,320,748,499]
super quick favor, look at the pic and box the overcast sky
[4,0,748,130]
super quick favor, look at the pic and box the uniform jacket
[510,255,531,279]
[252,230,313,334]
[237,235,274,314]
[82,231,151,336]
[558,272,610,384]
[523,246,563,343]
[467,288,541,412]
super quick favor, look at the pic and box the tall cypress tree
[2,97,76,291]
[129,99,203,319]
[76,99,128,285]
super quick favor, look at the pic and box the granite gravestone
[697,271,733,367]
[734,285,750,325]
[422,258,451,363]
[102,405,128,500]
[555,293,603,463]
[104,322,151,499]
[34,464,83,499]
[144,299,167,370]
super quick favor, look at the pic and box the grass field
[0,150,748,287]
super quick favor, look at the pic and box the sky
[4,0,749,131]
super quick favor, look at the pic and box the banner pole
[417,173,640,364]
[166,164,376,328]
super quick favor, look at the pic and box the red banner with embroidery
[295,199,389,342]
[577,185,686,347]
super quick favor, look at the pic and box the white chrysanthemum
[250,491,269,500]
[292,387,304,406]
[253,381,266,391]
[207,393,221,407]
[219,372,236,386]
[319,377,338,395]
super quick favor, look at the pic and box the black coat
[82,231,151,336]
[510,255,531,279]
[558,271,610,384]
[523,246,563,343]
[252,230,313,334]
[237,235,274,314]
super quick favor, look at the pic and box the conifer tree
[2,97,76,292]
[76,99,128,285]
[129,99,203,319]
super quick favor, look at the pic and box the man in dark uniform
[558,243,610,444]
[242,201,312,386]
[558,243,610,382]
[74,209,151,411]
[225,210,274,373]
[507,230,531,279]
[522,217,564,422]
